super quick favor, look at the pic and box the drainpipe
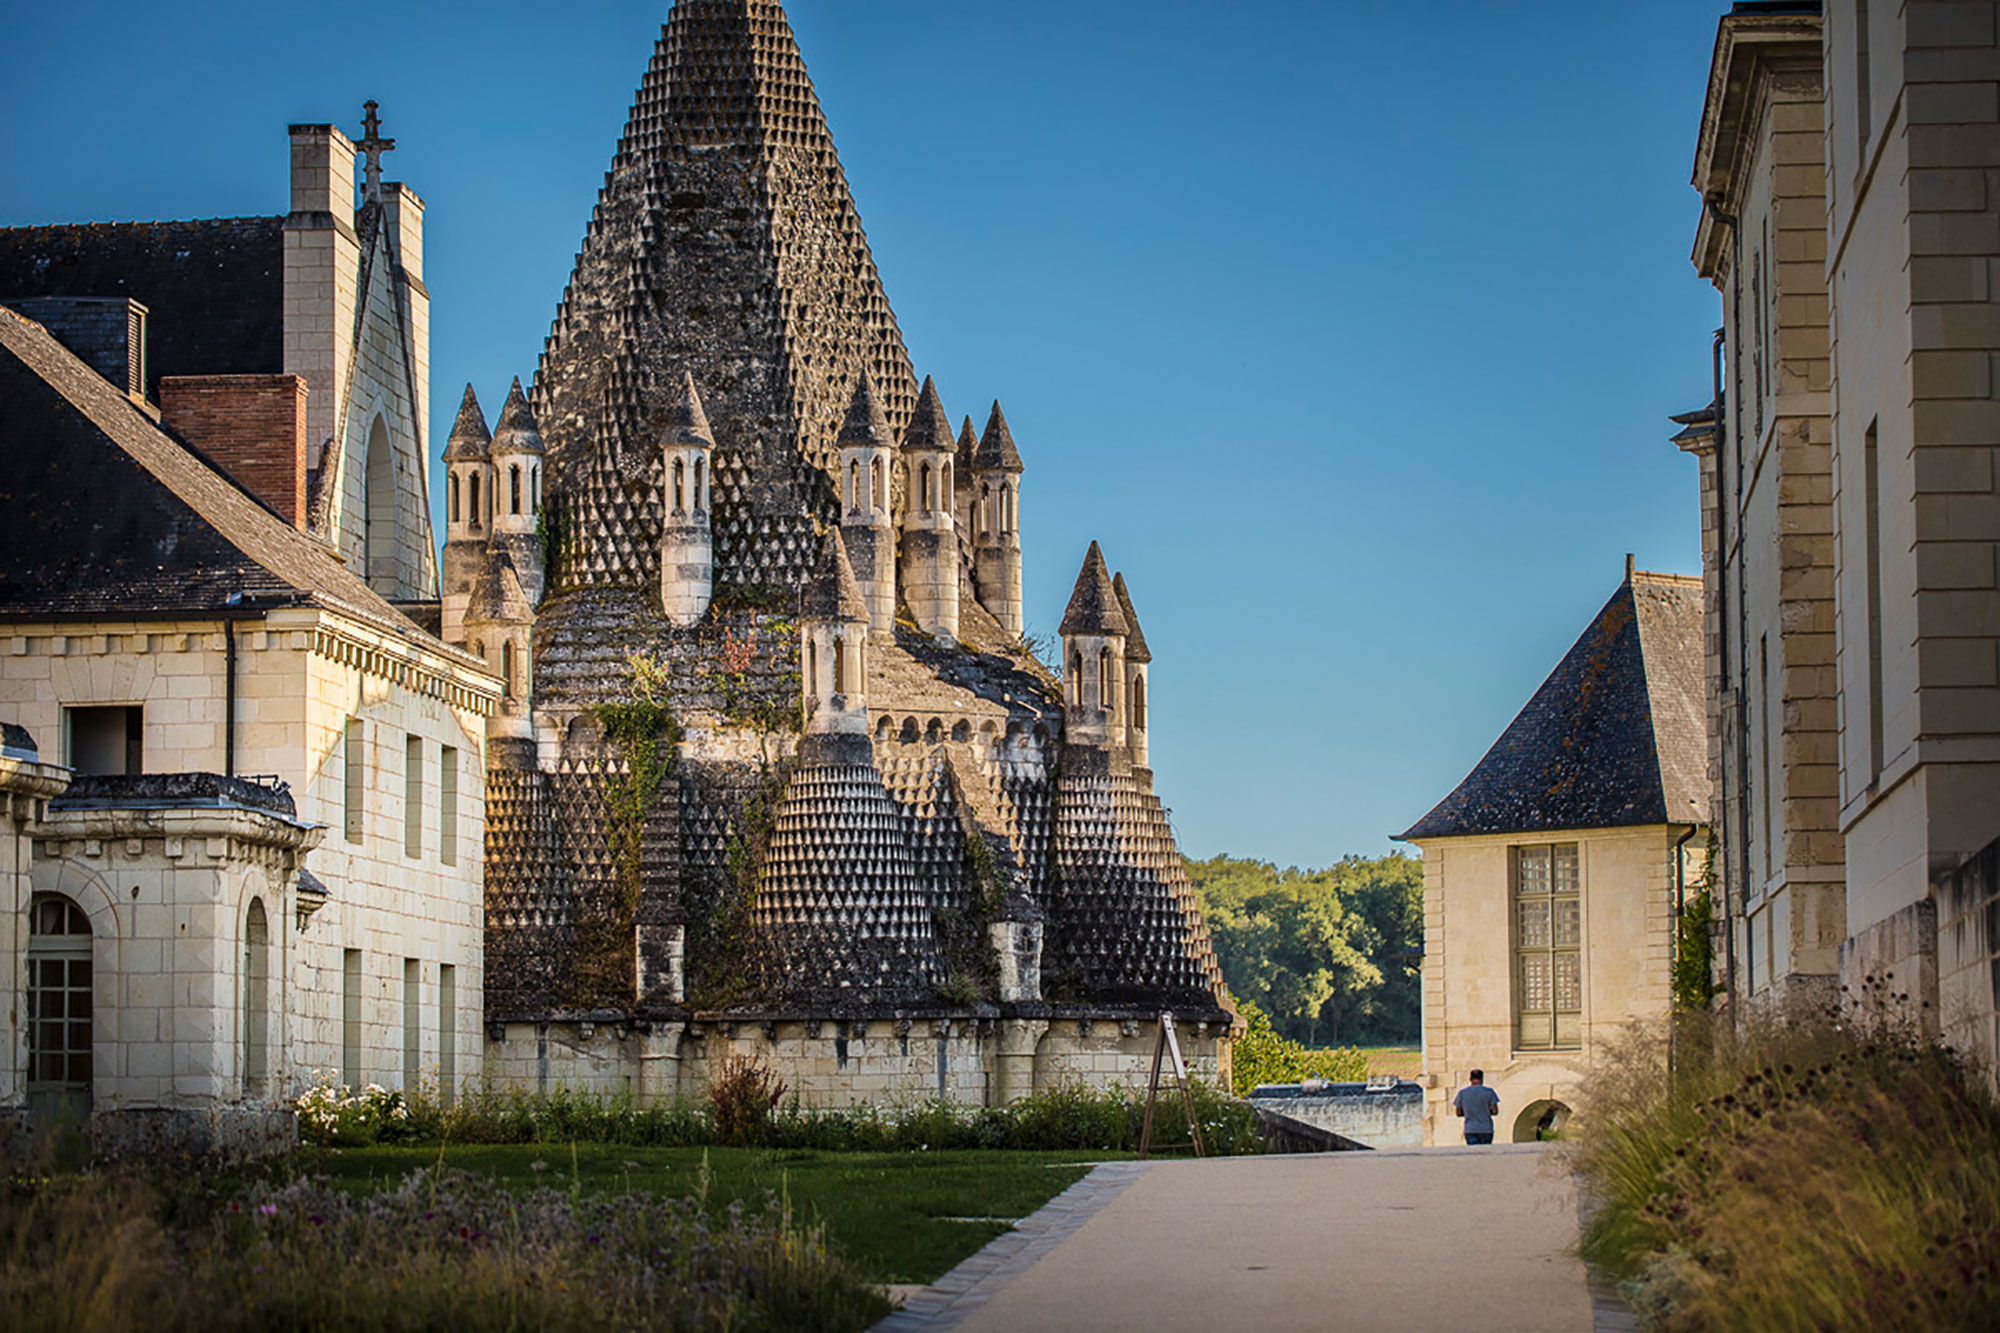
[223,613,238,778]
[1705,193,1743,1018]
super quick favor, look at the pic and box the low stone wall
[483,1014,1229,1108]
[1247,1080,1425,1149]
[1,1104,298,1164]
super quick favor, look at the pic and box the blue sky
[2,1,1728,869]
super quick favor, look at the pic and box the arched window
[473,639,485,660]
[871,457,885,511]
[832,632,846,695]
[673,458,686,512]
[693,458,705,511]
[243,898,270,1096]
[28,892,92,1123]
[364,416,395,578]
[510,464,522,516]
[1100,648,1115,716]
[449,472,460,524]
[501,639,515,698]
[469,472,482,530]
[1002,483,1016,533]
[1070,650,1083,706]
[980,482,992,535]
[942,461,952,495]
[848,460,860,511]
[805,637,817,695]
[531,465,540,509]
[920,463,933,512]
[1132,673,1147,731]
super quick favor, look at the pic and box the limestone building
[0,128,496,1150]
[1399,571,1708,1144]
[1674,2,2000,1075]
[1680,1,1847,1015]
[452,0,1234,1104]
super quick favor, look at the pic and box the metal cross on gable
[357,100,396,201]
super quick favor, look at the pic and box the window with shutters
[1513,843,1582,1050]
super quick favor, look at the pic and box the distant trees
[1187,852,1423,1047]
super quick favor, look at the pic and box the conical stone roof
[902,376,953,454]
[1112,573,1152,664]
[1060,541,1128,637]
[955,416,978,481]
[974,401,1025,473]
[443,384,491,461]
[837,370,892,449]
[491,378,544,456]
[661,369,715,449]
[800,528,868,622]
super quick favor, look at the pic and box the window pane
[1555,1011,1582,1047]
[1555,952,1582,1011]
[1554,845,1579,895]
[1518,900,1551,949]
[68,1052,92,1083]
[1554,899,1581,948]
[71,989,92,1020]
[1517,847,1551,896]
[1519,1011,1553,1048]
[1520,954,1552,1013]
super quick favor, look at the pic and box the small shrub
[709,1052,787,1146]
[294,1072,411,1147]
[1229,1000,1368,1094]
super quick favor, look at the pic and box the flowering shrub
[294,1073,412,1147]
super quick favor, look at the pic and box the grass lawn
[1356,1046,1421,1078]
[304,1144,1112,1284]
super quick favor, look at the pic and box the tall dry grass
[1568,993,2000,1330]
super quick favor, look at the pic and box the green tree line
[1186,852,1423,1047]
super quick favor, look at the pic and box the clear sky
[2,0,1729,870]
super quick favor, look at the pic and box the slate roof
[0,305,424,638]
[974,401,1024,472]
[1059,541,1129,637]
[1112,573,1152,664]
[902,376,953,453]
[0,219,283,399]
[443,384,492,461]
[1399,573,1708,839]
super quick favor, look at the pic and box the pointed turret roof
[1399,573,1708,840]
[974,401,1025,473]
[662,369,715,449]
[443,384,491,461]
[466,546,533,625]
[1112,573,1152,664]
[1060,541,1128,637]
[902,376,953,454]
[801,528,869,622]
[491,378,544,455]
[837,370,893,449]
[955,416,978,482]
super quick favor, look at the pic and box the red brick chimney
[159,375,311,528]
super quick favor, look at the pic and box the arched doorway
[364,415,396,583]
[28,892,93,1128]
[243,898,270,1097]
[1512,1099,1572,1143]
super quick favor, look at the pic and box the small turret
[835,372,897,637]
[1112,572,1154,787]
[488,378,546,606]
[800,529,872,740]
[659,370,715,627]
[953,415,978,540]
[899,376,960,641]
[1058,541,1128,750]
[973,401,1025,638]
[440,384,491,647]
[465,539,537,750]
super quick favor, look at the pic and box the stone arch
[364,414,396,579]
[924,718,943,745]
[899,717,920,744]
[951,719,971,743]
[875,715,892,743]
[1512,1099,1572,1143]
[28,858,122,1123]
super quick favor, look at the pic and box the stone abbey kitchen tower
[460,0,1232,1102]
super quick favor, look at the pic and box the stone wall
[1246,1082,1424,1149]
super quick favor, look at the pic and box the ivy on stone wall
[934,780,1006,1006]
[703,620,802,742]
[687,758,790,1008]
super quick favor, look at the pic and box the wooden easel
[1137,1012,1207,1160]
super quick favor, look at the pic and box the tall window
[449,472,460,524]
[1855,0,1872,154]
[343,718,365,843]
[832,632,846,694]
[502,640,516,699]
[438,964,457,1107]
[243,898,270,1096]
[404,735,423,858]
[364,416,395,576]
[439,745,459,867]
[402,959,421,1090]
[673,458,686,511]
[1864,419,1885,784]
[848,461,860,511]
[920,462,933,511]
[510,464,522,515]
[871,457,885,511]
[469,472,482,530]
[28,893,93,1124]
[1513,844,1582,1051]
[691,459,702,511]
[1132,673,1147,731]
[1099,647,1114,716]
[342,949,363,1090]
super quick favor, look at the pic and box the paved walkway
[878,1143,1619,1333]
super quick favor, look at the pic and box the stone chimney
[160,375,311,527]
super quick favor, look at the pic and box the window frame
[1512,842,1583,1052]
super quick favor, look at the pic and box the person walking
[1453,1070,1500,1145]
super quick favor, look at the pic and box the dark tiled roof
[1399,573,1708,839]
[491,377,543,455]
[902,376,952,454]
[0,219,283,398]
[799,529,868,621]
[1112,573,1152,664]
[836,370,892,448]
[443,384,492,461]
[662,370,714,449]
[1059,541,1128,637]
[974,401,1024,472]
[0,305,421,636]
